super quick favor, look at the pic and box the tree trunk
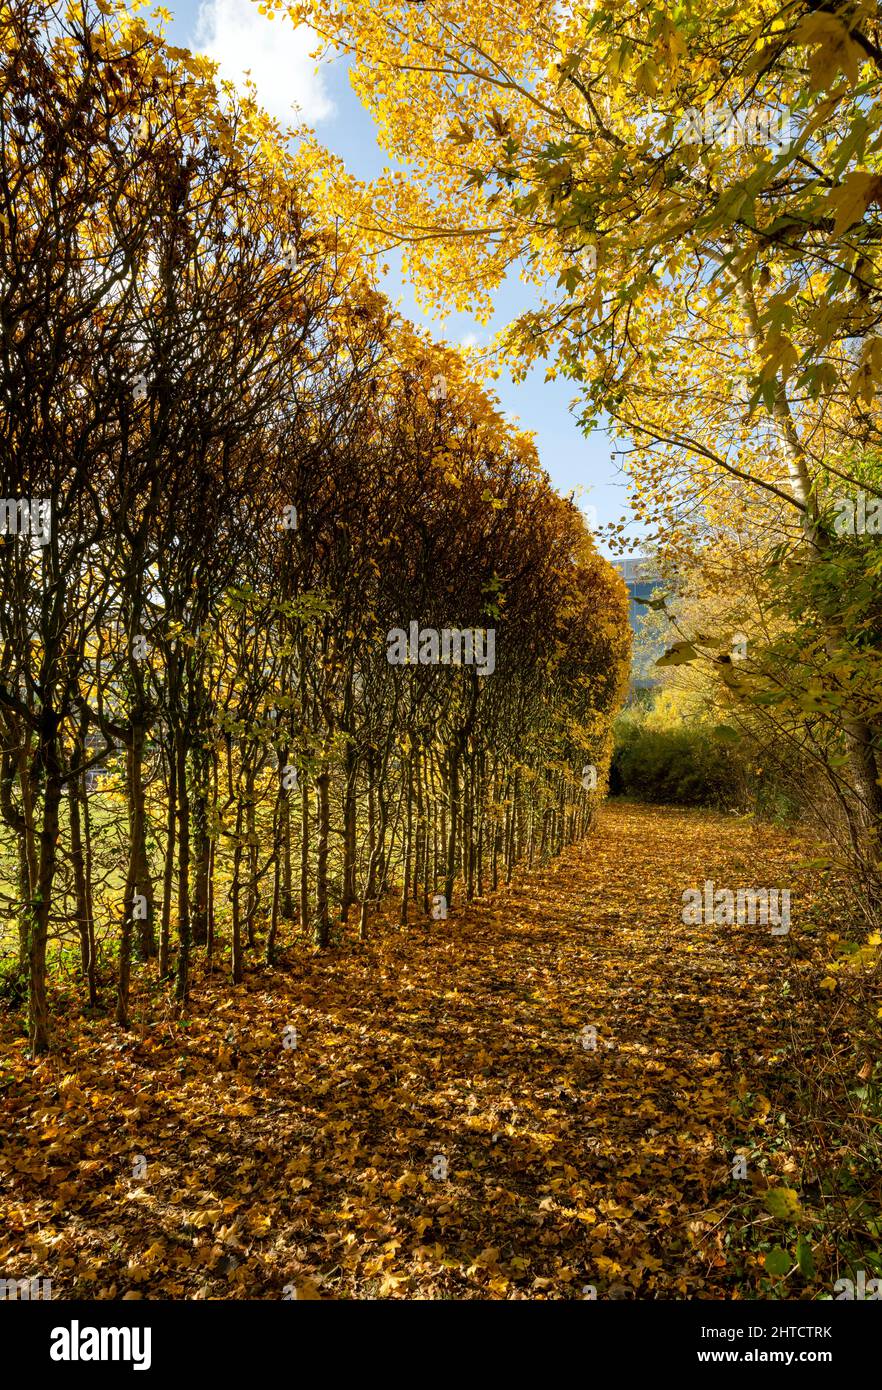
[400,753,413,927]
[245,765,258,948]
[280,750,294,919]
[28,717,63,1053]
[160,737,176,978]
[300,767,310,935]
[314,764,331,947]
[174,728,191,1003]
[191,741,210,947]
[266,787,283,965]
[231,799,244,984]
[444,743,459,910]
[341,737,357,923]
[67,763,97,1008]
[130,719,155,960]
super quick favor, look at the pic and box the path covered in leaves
[1,803,823,1299]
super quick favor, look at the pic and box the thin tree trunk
[314,764,331,947]
[160,738,176,978]
[245,765,258,948]
[191,741,210,948]
[444,744,459,909]
[300,768,310,936]
[267,790,282,965]
[130,719,155,960]
[175,727,191,1004]
[341,737,357,922]
[67,763,97,1008]
[231,799,244,984]
[400,753,413,927]
[28,716,63,1053]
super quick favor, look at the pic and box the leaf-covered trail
[1,803,821,1299]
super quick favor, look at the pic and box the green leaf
[746,690,787,706]
[713,724,741,744]
[765,1247,791,1277]
[797,1236,815,1278]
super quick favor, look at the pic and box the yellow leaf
[793,12,864,88]
[635,59,659,96]
[760,332,799,382]
[192,1208,222,1228]
[378,1271,409,1295]
[474,1247,500,1267]
[824,171,882,237]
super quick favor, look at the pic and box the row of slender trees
[293,0,882,922]
[0,1,631,1051]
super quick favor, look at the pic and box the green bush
[610,719,748,808]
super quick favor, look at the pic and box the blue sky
[149,0,644,555]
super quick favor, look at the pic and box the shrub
[611,715,748,809]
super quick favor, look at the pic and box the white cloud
[193,0,333,126]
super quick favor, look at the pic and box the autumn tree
[274,0,882,902]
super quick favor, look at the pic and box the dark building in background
[610,556,665,691]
